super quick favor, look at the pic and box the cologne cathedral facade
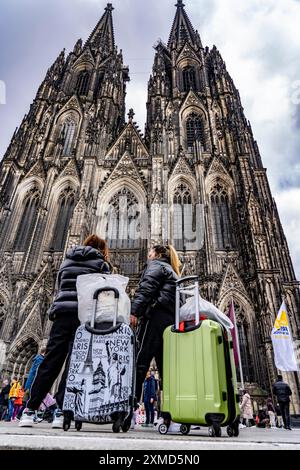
[0,2,299,408]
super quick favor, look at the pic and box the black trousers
[135,307,174,404]
[279,401,291,429]
[144,401,155,424]
[28,315,79,410]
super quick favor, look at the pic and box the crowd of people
[0,234,295,431]
[239,376,293,430]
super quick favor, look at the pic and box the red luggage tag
[179,322,185,332]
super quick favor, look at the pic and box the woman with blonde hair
[131,244,181,404]
[20,235,111,428]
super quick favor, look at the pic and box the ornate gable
[105,122,149,162]
[171,156,194,178]
[108,153,144,185]
[59,159,81,180]
[73,46,95,68]
[180,90,205,114]
[218,263,249,301]
[25,160,46,180]
[207,157,231,179]
[177,42,200,65]
[59,95,82,114]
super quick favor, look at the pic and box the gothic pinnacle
[105,3,114,12]
[176,0,185,7]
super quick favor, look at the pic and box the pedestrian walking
[240,390,255,427]
[272,375,293,430]
[266,395,277,428]
[19,235,111,428]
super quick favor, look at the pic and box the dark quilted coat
[49,246,110,320]
[131,258,179,318]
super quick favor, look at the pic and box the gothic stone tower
[0,2,299,409]
[145,1,300,407]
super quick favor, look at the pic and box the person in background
[240,390,255,427]
[272,375,293,430]
[275,402,283,428]
[12,384,24,421]
[0,379,10,421]
[142,371,157,427]
[19,235,111,428]
[266,395,277,429]
[8,377,21,421]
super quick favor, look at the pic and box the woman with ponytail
[131,245,181,404]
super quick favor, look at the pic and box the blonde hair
[152,244,181,276]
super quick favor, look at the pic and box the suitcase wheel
[63,411,73,432]
[122,416,132,433]
[208,425,221,438]
[227,426,234,437]
[180,424,191,436]
[75,421,82,432]
[158,423,169,435]
[63,419,71,432]
[112,421,122,433]
[233,421,240,437]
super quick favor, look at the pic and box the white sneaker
[52,409,64,429]
[19,409,35,427]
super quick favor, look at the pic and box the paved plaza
[0,421,299,451]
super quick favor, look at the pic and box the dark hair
[243,389,249,395]
[277,375,283,381]
[83,235,109,262]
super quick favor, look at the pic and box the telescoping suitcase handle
[175,275,200,331]
[90,287,120,330]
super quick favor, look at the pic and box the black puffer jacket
[131,258,179,318]
[49,246,110,320]
[272,380,292,403]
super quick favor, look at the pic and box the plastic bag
[76,274,131,325]
[179,294,233,331]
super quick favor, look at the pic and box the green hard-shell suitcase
[161,276,240,438]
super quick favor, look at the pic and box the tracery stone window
[60,118,76,156]
[186,113,205,151]
[14,187,40,251]
[76,70,90,96]
[173,182,196,251]
[210,184,234,250]
[105,188,141,250]
[51,187,75,251]
[182,66,196,92]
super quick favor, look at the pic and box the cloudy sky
[0,0,300,279]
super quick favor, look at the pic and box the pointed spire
[168,1,202,49]
[85,3,115,52]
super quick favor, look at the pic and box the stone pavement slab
[0,422,299,450]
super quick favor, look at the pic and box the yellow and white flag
[271,302,298,372]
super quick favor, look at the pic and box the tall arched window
[186,113,205,150]
[105,188,140,250]
[76,70,90,96]
[14,187,40,251]
[173,182,196,251]
[182,66,196,92]
[211,184,234,250]
[51,188,75,251]
[60,118,76,156]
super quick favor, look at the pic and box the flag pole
[232,297,245,390]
